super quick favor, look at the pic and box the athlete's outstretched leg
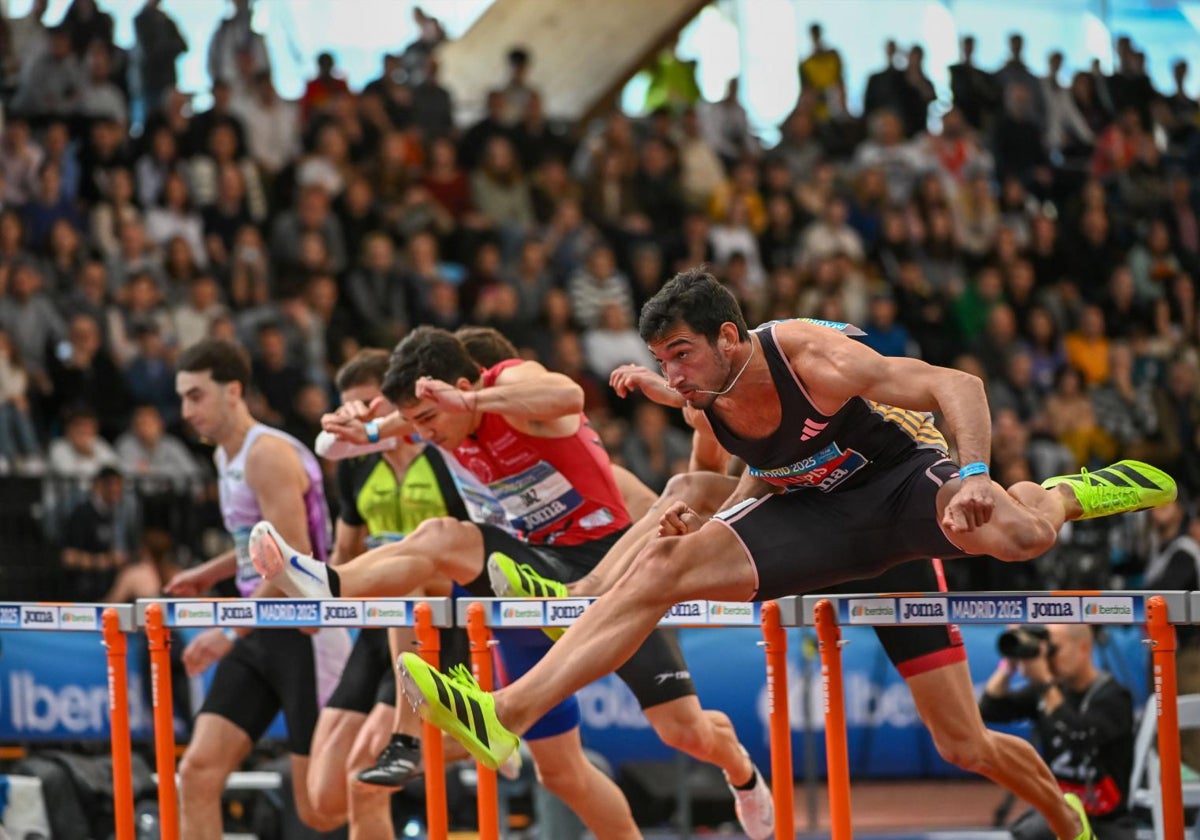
[908,662,1084,840]
[570,472,738,595]
[493,473,739,602]
[345,702,398,840]
[179,714,253,840]
[494,523,755,735]
[644,698,774,839]
[526,729,641,840]
[937,460,1176,561]
[252,517,485,598]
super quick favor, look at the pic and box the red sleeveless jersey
[450,360,631,546]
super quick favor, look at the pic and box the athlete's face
[648,323,735,411]
[340,384,382,407]
[399,381,476,449]
[177,369,238,442]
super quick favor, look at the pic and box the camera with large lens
[997,625,1053,660]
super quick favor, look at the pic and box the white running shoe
[249,520,332,599]
[727,760,774,840]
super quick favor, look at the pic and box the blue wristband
[364,420,380,444]
[959,461,989,479]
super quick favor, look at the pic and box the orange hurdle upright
[761,601,796,840]
[102,608,135,840]
[814,599,852,840]
[466,602,500,840]
[145,603,179,840]
[414,602,449,840]
[1147,595,1183,840]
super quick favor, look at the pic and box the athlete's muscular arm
[321,397,412,446]
[417,361,583,436]
[774,320,996,532]
[609,364,686,408]
[245,435,314,598]
[164,549,236,595]
[684,406,729,473]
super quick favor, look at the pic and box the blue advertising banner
[0,631,151,741]
[574,624,1152,778]
[0,624,1151,779]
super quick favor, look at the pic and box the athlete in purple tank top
[164,338,348,839]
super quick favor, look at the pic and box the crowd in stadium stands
[0,1,1198,601]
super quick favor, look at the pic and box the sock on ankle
[733,769,758,791]
[395,734,420,749]
[327,567,341,597]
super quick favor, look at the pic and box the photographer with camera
[980,624,1135,840]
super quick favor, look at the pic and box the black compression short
[714,449,967,601]
[199,628,349,755]
[816,558,965,678]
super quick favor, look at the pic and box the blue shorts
[493,629,580,740]
[451,585,579,741]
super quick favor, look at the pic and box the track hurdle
[463,601,500,840]
[0,602,137,840]
[136,597,454,840]
[458,596,803,840]
[803,590,1189,839]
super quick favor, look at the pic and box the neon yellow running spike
[397,652,519,771]
[1063,793,1095,840]
[1041,460,1176,520]
[487,552,570,641]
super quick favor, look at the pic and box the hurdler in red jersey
[456,360,630,546]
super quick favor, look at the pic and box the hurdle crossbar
[0,602,136,840]
[802,590,1189,840]
[458,597,801,840]
[135,597,454,840]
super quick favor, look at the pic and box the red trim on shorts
[932,558,948,591]
[896,642,967,678]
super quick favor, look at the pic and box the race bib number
[749,443,869,492]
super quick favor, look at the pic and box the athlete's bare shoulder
[491,359,550,385]
[769,318,849,364]
[245,431,303,478]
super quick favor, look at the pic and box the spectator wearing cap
[60,464,136,601]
